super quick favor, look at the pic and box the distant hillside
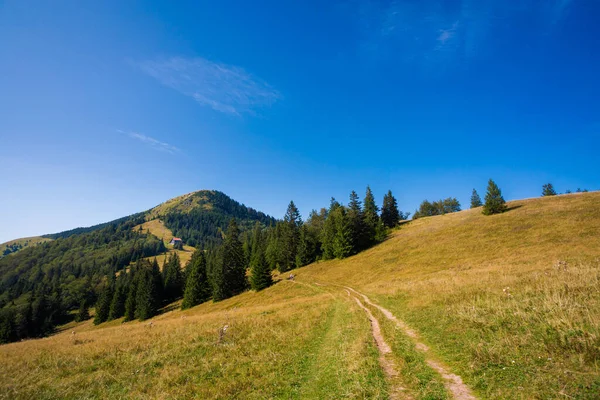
[0,189,276,342]
[151,190,276,248]
[0,237,53,258]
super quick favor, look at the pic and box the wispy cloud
[136,57,280,116]
[118,129,180,154]
[350,0,576,68]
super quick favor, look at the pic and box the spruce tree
[250,245,273,291]
[362,186,380,247]
[163,253,183,302]
[281,201,302,271]
[483,179,507,215]
[93,277,114,325]
[135,261,162,321]
[182,251,211,309]
[542,183,557,196]
[213,218,246,301]
[347,190,365,253]
[381,190,400,228]
[470,189,483,208]
[75,299,90,322]
[296,224,317,267]
[123,279,137,322]
[108,276,127,320]
[321,198,341,260]
[332,207,353,259]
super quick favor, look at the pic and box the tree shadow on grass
[505,204,523,213]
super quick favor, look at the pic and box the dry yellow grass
[145,190,215,221]
[0,281,387,399]
[298,192,600,398]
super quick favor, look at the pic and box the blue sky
[1,0,598,242]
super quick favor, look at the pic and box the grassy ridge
[298,192,600,398]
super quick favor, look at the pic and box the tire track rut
[345,286,476,400]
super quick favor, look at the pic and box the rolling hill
[1,192,598,399]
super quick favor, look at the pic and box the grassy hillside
[132,219,196,268]
[298,192,600,398]
[1,192,598,399]
[0,236,52,258]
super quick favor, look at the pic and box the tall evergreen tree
[108,275,127,320]
[75,299,90,322]
[281,201,302,271]
[135,261,162,321]
[362,186,380,247]
[470,189,483,208]
[332,207,353,259]
[347,190,365,253]
[296,224,317,267]
[93,277,114,325]
[483,179,507,215]
[321,198,341,260]
[542,183,557,196]
[381,190,400,228]
[182,251,211,309]
[163,253,183,302]
[213,218,246,301]
[123,278,137,322]
[250,242,273,291]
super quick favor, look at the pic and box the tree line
[88,186,408,323]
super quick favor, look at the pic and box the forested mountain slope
[0,190,275,342]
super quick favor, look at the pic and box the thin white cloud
[437,21,459,46]
[350,0,576,68]
[118,130,180,154]
[137,57,280,116]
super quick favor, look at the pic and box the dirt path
[345,286,477,400]
[345,289,411,400]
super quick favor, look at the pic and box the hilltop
[1,192,598,399]
[0,190,276,342]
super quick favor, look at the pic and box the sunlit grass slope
[0,281,387,399]
[133,219,195,267]
[298,192,600,398]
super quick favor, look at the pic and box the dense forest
[163,191,276,247]
[0,215,165,343]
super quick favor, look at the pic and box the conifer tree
[321,198,340,260]
[542,183,557,196]
[123,279,137,322]
[250,244,273,291]
[75,299,90,322]
[281,201,302,271]
[381,190,400,228]
[181,250,211,309]
[332,207,353,259]
[93,277,114,325]
[470,189,483,208]
[213,218,246,301]
[135,261,162,321]
[296,224,317,267]
[163,253,183,302]
[483,179,507,215]
[108,276,127,320]
[362,186,380,247]
[347,190,365,253]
